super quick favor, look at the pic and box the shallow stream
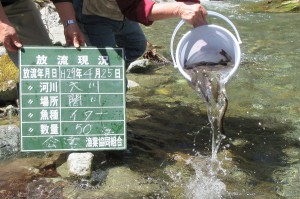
[137,0,300,197]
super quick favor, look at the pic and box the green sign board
[19,46,126,151]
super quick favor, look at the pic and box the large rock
[40,2,66,45]
[0,125,20,159]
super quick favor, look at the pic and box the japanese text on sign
[19,47,126,151]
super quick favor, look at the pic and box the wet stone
[127,59,154,73]
[62,166,161,198]
[90,168,109,187]
[26,178,66,199]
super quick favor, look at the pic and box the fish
[184,49,232,69]
[184,49,233,101]
[183,49,232,135]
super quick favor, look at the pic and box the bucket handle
[170,11,242,70]
[207,11,242,44]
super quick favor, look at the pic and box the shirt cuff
[136,0,156,26]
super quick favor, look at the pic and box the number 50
[75,124,92,134]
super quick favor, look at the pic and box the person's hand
[64,23,85,48]
[0,22,22,52]
[176,2,207,27]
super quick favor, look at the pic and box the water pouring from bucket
[170,11,242,159]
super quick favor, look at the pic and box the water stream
[185,58,232,160]
[181,55,233,198]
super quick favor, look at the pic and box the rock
[127,79,140,89]
[0,87,18,106]
[127,59,155,73]
[90,168,109,187]
[40,2,66,45]
[0,125,20,159]
[63,166,161,198]
[0,104,19,117]
[56,160,69,178]
[27,178,66,199]
[48,25,66,45]
[40,3,61,28]
[67,152,94,178]
[245,0,300,13]
[0,46,6,57]
[100,166,161,197]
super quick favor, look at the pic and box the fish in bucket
[170,11,242,84]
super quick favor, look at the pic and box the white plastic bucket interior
[170,11,242,84]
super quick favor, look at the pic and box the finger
[4,40,18,52]
[10,34,23,49]
[201,8,208,25]
[192,13,203,27]
[73,34,80,48]
[13,40,23,48]
[194,6,207,27]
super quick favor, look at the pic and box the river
[138,0,300,197]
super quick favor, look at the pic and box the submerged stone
[27,178,66,199]
[62,166,161,198]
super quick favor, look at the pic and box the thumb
[13,40,23,48]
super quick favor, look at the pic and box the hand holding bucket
[170,11,242,84]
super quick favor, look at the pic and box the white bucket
[170,11,242,84]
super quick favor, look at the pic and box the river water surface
[138,0,300,197]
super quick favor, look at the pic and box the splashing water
[185,154,229,199]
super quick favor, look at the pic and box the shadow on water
[102,98,297,197]
[223,117,297,196]
[226,117,296,171]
